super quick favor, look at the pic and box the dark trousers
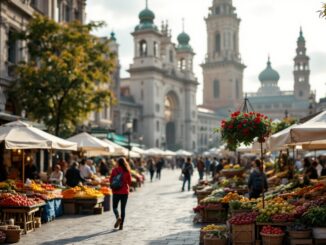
[156,169,161,179]
[182,175,191,191]
[198,171,204,180]
[149,170,154,182]
[113,194,128,224]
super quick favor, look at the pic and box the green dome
[138,8,155,21]
[110,32,116,41]
[258,58,280,82]
[135,7,157,31]
[176,31,192,52]
[177,32,190,45]
[297,28,305,43]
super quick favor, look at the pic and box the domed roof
[258,57,280,82]
[135,6,157,31]
[138,8,155,21]
[177,32,190,45]
[110,32,116,41]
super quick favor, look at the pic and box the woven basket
[4,229,21,243]
[260,233,284,245]
[204,236,227,245]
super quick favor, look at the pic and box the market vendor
[80,159,93,179]
[66,162,85,187]
[248,159,268,199]
[0,162,8,181]
[49,164,63,185]
[25,161,39,180]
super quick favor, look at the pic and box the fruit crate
[63,199,76,215]
[232,224,255,245]
[197,191,212,204]
[203,237,227,245]
[202,208,227,223]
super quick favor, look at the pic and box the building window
[8,29,17,64]
[139,40,147,57]
[153,41,158,57]
[235,80,240,98]
[299,91,303,97]
[133,119,138,132]
[299,77,305,83]
[215,33,221,53]
[169,50,173,62]
[155,104,160,113]
[192,125,196,134]
[156,121,160,132]
[213,80,220,98]
[65,4,70,22]
[215,6,220,15]
[141,89,144,100]
[178,58,186,70]
[156,139,159,148]
[192,141,196,150]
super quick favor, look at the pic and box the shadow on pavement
[39,229,119,245]
[147,230,200,245]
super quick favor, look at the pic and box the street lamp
[126,121,133,159]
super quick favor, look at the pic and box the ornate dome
[135,7,157,31]
[177,32,190,45]
[258,57,280,82]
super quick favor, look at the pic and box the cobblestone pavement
[17,169,201,245]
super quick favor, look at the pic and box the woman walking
[147,158,155,182]
[109,158,132,230]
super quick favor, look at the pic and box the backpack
[252,171,264,191]
[111,171,123,190]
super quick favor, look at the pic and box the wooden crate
[63,199,76,215]
[290,239,313,245]
[202,208,227,223]
[232,224,255,245]
[75,197,104,215]
[315,239,326,245]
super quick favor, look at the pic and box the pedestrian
[79,159,93,179]
[197,158,205,180]
[204,157,211,177]
[65,162,84,187]
[110,157,132,230]
[147,158,155,182]
[49,164,63,185]
[156,158,164,180]
[181,157,194,191]
[210,159,217,179]
[99,159,109,176]
[248,159,268,199]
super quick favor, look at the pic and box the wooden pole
[22,150,25,184]
[261,142,265,208]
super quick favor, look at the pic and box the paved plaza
[18,170,201,245]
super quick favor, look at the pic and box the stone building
[201,0,246,115]
[0,0,86,114]
[247,29,315,119]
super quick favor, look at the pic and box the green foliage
[10,15,116,136]
[319,3,326,18]
[272,117,297,134]
[301,206,326,227]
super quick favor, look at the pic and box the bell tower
[293,27,310,100]
[202,0,245,111]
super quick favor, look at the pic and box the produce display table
[75,197,104,215]
[1,205,42,234]
[41,198,63,223]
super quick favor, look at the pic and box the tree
[10,15,116,137]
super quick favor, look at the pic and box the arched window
[178,58,186,70]
[169,49,173,62]
[215,33,221,53]
[299,77,305,83]
[139,40,147,57]
[235,80,240,98]
[233,33,237,52]
[153,41,158,57]
[213,80,220,98]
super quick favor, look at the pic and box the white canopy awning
[0,120,77,150]
[164,150,176,156]
[175,149,193,157]
[67,132,113,152]
[144,148,166,156]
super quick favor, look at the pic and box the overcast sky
[86,0,326,104]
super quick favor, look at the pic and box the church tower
[293,28,310,100]
[202,0,245,112]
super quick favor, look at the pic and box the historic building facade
[0,0,86,114]
[247,29,315,119]
[201,0,246,114]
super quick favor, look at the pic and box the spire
[145,0,148,8]
[297,26,305,43]
[182,18,185,32]
[267,55,271,67]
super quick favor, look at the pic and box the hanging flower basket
[220,111,272,151]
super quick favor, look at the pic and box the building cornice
[201,60,246,70]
